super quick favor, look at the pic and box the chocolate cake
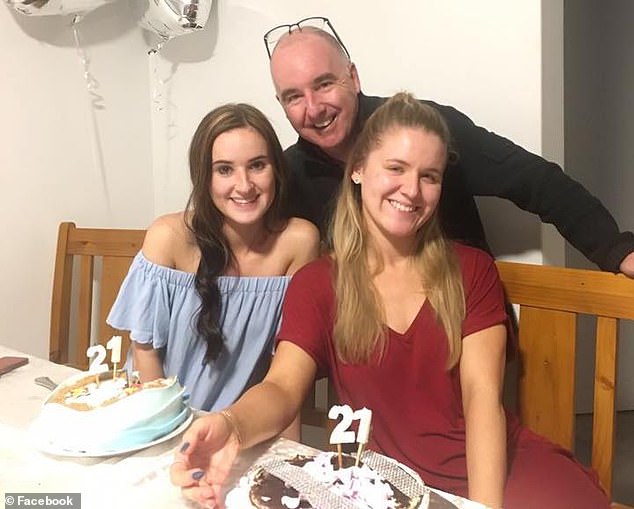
[246,451,458,509]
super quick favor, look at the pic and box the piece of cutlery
[34,376,58,391]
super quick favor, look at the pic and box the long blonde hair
[330,92,465,368]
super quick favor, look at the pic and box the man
[265,18,634,276]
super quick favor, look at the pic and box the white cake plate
[35,411,193,458]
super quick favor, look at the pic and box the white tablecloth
[0,345,196,508]
[0,345,482,509]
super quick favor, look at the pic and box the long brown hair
[330,92,465,368]
[185,103,288,362]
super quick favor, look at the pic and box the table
[0,345,482,509]
[0,345,200,508]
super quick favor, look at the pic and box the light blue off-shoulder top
[106,252,290,411]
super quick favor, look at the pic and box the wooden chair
[50,221,338,437]
[497,261,634,508]
[49,222,146,369]
[299,261,634,506]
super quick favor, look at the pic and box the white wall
[153,0,546,264]
[1,1,154,356]
[2,0,550,358]
[564,0,634,409]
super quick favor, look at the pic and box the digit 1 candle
[107,335,122,363]
[107,335,122,379]
[354,407,373,466]
[356,407,372,444]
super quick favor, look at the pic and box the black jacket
[284,93,634,272]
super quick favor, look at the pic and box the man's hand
[619,251,634,278]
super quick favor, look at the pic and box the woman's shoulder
[292,255,333,280]
[143,212,196,268]
[452,241,496,268]
[451,242,501,291]
[281,217,320,244]
[278,218,321,275]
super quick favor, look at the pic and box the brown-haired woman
[107,103,319,412]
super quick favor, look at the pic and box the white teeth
[232,197,256,204]
[389,199,416,212]
[314,117,334,129]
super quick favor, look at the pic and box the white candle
[107,335,122,364]
[328,404,356,444]
[87,344,108,374]
[354,407,373,444]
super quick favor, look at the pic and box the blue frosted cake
[32,370,190,455]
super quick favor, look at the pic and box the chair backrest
[299,260,634,506]
[51,222,331,435]
[496,261,634,504]
[49,222,146,370]
[300,377,338,445]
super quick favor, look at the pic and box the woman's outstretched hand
[170,413,241,508]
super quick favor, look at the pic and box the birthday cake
[31,370,190,455]
[223,450,467,509]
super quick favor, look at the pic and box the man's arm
[435,101,634,274]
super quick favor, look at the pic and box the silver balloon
[6,0,116,16]
[139,0,213,41]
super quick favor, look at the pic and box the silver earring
[352,176,361,184]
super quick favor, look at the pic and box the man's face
[270,32,361,162]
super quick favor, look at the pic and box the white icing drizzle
[64,377,128,408]
[281,495,301,508]
[62,376,176,409]
[300,452,398,508]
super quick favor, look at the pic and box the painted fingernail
[192,470,204,481]
[179,442,190,453]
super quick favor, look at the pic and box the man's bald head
[270,26,349,64]
[268,27,361,162]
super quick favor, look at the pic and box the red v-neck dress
[277,243,609,509]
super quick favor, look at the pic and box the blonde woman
[170,93,609,509]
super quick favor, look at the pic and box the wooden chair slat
[49,222,73,364]
[592,316,618,496]
[74,255,94,370]
[497,261,634,319]
[66,228,145,257]
[49,222,145,372]
[98,256,135,358]
[517,306,576,450]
